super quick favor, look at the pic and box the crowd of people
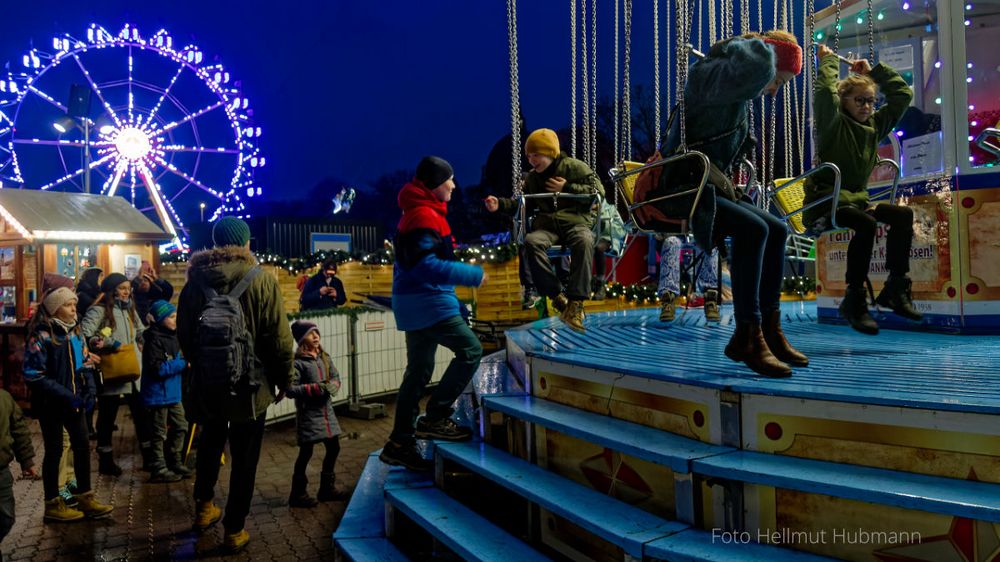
[0,24,928,558]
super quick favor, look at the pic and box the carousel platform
[335,305,1000,562]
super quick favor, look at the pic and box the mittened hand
[99,327,113,338]
[167,358,187,372]
[321,381,340,397]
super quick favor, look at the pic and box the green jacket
[177,245,295,423]
[804,55,912,226]
[498,154,604,232]
[0,389,34,470]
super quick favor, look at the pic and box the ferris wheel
[0,23,266,248]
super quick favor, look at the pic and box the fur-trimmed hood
[186,245,258,293]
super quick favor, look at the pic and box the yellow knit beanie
[524,129,560,159]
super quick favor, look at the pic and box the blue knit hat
[149,300,176,324]
[211,216,251,248]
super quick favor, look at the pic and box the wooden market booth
[0,188,169,408]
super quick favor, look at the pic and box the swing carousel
[335,2,1000,561]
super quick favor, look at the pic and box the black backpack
[193,266,263,396]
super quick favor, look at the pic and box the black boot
[288,475,317,508]
[317,472,350,502]
[876,275,923,321]
[839,286,879,335]
[724,321,792,378]
[98,451,123,477]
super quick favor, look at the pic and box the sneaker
[44,497,84,523]
[659,293,676,322]
[521,290,541,310]
[379,441,433,472]
[193,500,222,532]
[149,469,183,483]
[704,289,721,322]
[223,529,250,554]
[414,417,473,442]
[58,486,79,508]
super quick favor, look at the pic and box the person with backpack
[177,216,295,554]
[81,272,153,476]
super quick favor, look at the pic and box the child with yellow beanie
[484,128,603,332]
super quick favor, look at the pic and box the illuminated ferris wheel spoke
[143,62,186,128]
[160,145,240,155]
[153,155,224,199]
[158,100,224,134]
[72,54,123,128]
[127,46,134,122]
[136,162,181,247]
[12,138,113,148]
[27,86,69,113]
[36,152,115,191]
[104,160,128,197]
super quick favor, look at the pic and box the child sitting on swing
[806,44,921,335]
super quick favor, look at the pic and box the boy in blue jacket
[140,300,191,483]
[380,156,486,472]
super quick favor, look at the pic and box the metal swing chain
[621,0,633,161]
[571,0,577,159]
[613,0,622,164]
[581,0,590,167]
[665,0,672,133]
[833,0,842,54]
[807,0,817,166]
[675,0,692,153]
[708,0,717,47]
[590,0,597,170]
[866,0,876,65]
[507,0,523,197]
[741,0,750,34]
[654,0,661,149]
[766,95,777,209]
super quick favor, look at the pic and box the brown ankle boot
[724,321,792,378]
[762,309,809,367]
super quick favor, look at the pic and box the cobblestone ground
[3,401,397,561]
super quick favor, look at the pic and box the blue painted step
[385,486,552,562]
[694,451,1000,523]
[645,529,835,561]
[337,538,410,562]
[482,394,730,473]
[335,452,433,542]
[437,441,687,558]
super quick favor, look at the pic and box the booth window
[965,2,1000,169]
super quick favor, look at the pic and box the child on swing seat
[806,44,920,335]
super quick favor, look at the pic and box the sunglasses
[852,96,877,107]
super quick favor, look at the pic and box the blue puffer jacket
[392,181,483,332]
[140,323,185,407]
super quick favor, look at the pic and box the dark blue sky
[4,1,827,215]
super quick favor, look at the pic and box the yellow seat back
[616,161,644,205]
[773,177,807,234]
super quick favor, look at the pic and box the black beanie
[415,156,454,189]
[101,272,129,294]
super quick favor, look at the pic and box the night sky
[3,1,828,222]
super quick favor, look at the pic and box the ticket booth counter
[0,189,168,408]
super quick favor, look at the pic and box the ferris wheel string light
[0,23,264,249]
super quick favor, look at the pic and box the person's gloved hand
[321,381,340,397]
[166,358,187,373]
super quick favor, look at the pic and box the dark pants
[524,224,594,301]
[518,247,535,294]
[594,240,610,279]
[293,437,340,480]
[39,408,91,501]
[835,204,914,289]
[0,467,14,543]
[194,416,266,534]
[149,403,189,472]
[714,197,788,323]
[390,316,482,446]
[96,391,152,453]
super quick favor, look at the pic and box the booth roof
[0,189,169,242]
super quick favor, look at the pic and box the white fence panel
[265,313,352,422]
[354,311,452,399]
